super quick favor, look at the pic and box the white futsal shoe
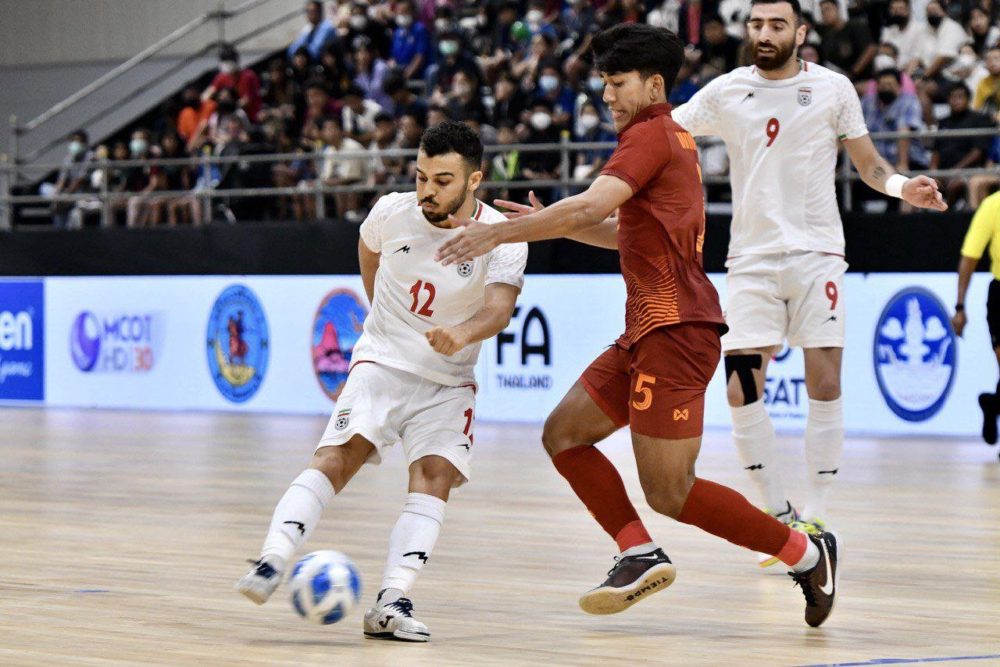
[363,597,430,642]
[758,501,800,568]
[236,558,283,604]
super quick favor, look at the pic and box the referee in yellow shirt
[954,190,1000,447]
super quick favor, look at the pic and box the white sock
[791,535,821,573]
[802,398,844,522]
[620,542,658,558]
[731,400,786,511]
[380,493,446,595]
[259,468,336,571]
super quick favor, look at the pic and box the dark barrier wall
[0,212,977,276]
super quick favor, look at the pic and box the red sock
[677,478,805,564]
[552,445,652,551]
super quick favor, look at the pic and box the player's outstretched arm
[425,283,520,356]
[358,238,381,305]
[493,191,619,250]
[435,175,632,265]
[843,135,948,211]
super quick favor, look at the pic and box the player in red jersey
[436,24,841,627]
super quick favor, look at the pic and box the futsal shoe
[758,501,800,568]
[788,530,842,627]
[978,393,998,445]
[364,597,430,642]
[236,558,283,605]
[578,548,676,615]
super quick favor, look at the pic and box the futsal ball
[288,550,362,625]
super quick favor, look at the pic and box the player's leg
[364,381,472,642]
[723,256,796,553]
[801,347,844,527]
[237,363,394,604]
[544,348,658,555]
[788,252,848,529]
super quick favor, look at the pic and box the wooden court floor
[1,407,999,667]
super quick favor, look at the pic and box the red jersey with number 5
[600,103,725,349]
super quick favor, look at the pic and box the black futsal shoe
[578,548,677,615]
[788,531,841,627]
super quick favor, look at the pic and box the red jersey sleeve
[600,122,673,194]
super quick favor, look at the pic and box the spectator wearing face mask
[427,32,482,103]
[523,0,558,40]
[917,1,970,81]
[512,32,557,88]
[288,0,337,61]
[125,129,159,228]
[342,2,392,61]
[389,0,431,80]
[202,45,261,123]
[944,45,989,98]
[931,83,993,207]
[572,101,615,183]
[974,46,1000,120]
[533,61,575,128]
[862,69,928,176]
[44,129,94,228]
[522,100,561,202]
[883,0,922,73]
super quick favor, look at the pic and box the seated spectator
[389,0,431,80]
[287,0,337,61]
[176,86,214,143]
[491,70,529,127]
[931,83,994,207]
[522,100,561,200]
[428,31,482,101]
[533,60,575,128]
[155,132,194,226]
[202,44,261,123]
[43,129,93,228]
[187,88,250,153]
[818,0,875,81]
[368,112,403,187]
[862,69,928,210]
[523,0,558,40]
[974,46,1000,120]
[71,141,132,228]
[489,120,525,203]
[943,45,988,99]
[341,84,384,146]
[260,58,303,125]
[301,79,341,143]
[915,2,970,103]
[340,2,392,64]
[313,116,366,222]
[882,0,921,73]
[967,6,999,56]
[290,46,316,87]
[352,36,392,111]
[445,70,488,125]
[382,69,427,121]
[701,13,742,76]
[572,101,615,182]
[397,111,425,181]
[512,33,556,87]
[319,43,354,99]
[126,129,157,228]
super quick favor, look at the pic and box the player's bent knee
[409,455,461,494]
[640,472,695,519]
[310,446,351,487]
[724,354,764,406]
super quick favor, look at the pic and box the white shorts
[317,362,477,486]
[722,251,847,352]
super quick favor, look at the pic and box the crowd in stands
[43,0,1000,227]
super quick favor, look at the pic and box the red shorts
[580,323,721,440]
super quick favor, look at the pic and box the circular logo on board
[206,284,269,403]
[873,287,957,422]
[70,311,101,372]
[311,288,368,401]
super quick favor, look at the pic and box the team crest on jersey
[457,261,474,278]
[797,87,812,106]
[335,408,351,430]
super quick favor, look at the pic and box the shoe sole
[364,630,429,642]
[758,554,780,568]
[236,582,274,605]
[578,562,676,615]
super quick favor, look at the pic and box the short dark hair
[320,115,342,130]
[749,0,804,22]
[69,129,89,143]
[876,68,902,83]
[591,24,685,91]
[419,120,484,171]
[374,111,395,124]
[951,82,972,98]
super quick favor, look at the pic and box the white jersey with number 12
[672,62,869,258]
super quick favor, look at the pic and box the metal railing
[6,0,299,169]
[2,127,998,230]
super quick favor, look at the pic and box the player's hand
[435,218,501,265]
[951,310,967,338]
[425,326,468,356]
[902,175,948,211]
[493,190,544,219]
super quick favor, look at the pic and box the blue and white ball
[288,550,362,625]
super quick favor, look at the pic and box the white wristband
[886,173,908,199]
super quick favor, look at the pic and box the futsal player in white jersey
[672,0,947,564]
[236,121,528,641]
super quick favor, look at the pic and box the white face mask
[530,111,552,130]
[396,15,413,28]
[580,114,600,131]
[349,15,367,30]
[873,54,897,72]
[587,76,604,92]
[435,18,450,33]
[526,9,544,24]
[957,53,977,68]
[219,60,237,74]
[539,75,559,92]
